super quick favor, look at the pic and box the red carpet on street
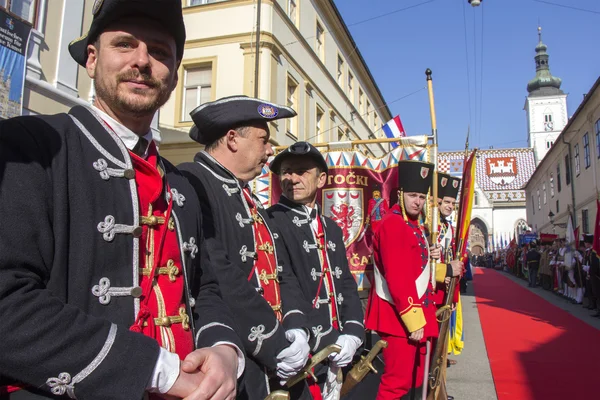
[474,268,600,400]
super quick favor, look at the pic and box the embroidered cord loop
[248,321,279,356]
[333,266,343,279]
[235,212,253,227]
[182,237,198,259]
[92,277,142,305]
[92,158,134,181]
[239,245,257,262]
[222,184,239,196]
[303,240,318,253]
[169,188,186,207]
[97,215,141,242]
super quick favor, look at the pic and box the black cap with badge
[189,95,297,145]
[69,0,186,67]
[397,160,434,195]
[437,172,461,200]
[269,141,328,175]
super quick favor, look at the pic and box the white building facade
[524,28,568,165]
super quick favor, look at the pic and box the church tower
[524,27,568,165]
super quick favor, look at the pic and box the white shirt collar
[92,106,154,156]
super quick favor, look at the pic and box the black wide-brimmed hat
[69,0,186,67]
[397,160,434,195]
[437,172,461,199]
[269,142,327,175]
[189,95,297,145]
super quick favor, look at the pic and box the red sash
[243,188,283,321]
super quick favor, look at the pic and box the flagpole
[422,68,439,400]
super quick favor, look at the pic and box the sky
[333,0,600,152]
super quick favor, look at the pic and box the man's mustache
[117,71,160,88]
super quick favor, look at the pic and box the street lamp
[548,211,567,228]
[469,0,482,6]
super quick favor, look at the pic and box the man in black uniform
[0,1,242,399]
[583,235,600,317]
[267,142,364,399]
[180,97,311,399]
[526,241,541,288]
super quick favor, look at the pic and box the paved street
[445,270,497,400]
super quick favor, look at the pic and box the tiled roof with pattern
[439,148,536,191]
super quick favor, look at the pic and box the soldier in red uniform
[366,185,390,234]
[365,160,449,400]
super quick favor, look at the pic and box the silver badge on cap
[258,104,278,119]
[92,0,104,15]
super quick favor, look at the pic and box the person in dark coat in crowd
[526,241,541,288]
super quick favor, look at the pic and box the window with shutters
[316,105,324,143]
[1,0,38,26]
[584,133,590,168]
[316,21,325,61]
[574,143,581,176]
[286,75,298,138]
[182,65,212,122]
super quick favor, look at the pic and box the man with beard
[179,97,311,400]
[365,160,446,400]
[267,142,364,399]
[0,1,242,400]
[431,173,464,400]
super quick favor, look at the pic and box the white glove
[276,329,310,381]
[322,366,343,400]
[583,264,590,273]
[329,334,361,368]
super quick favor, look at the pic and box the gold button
[124,169,136,179]
[158,317,171,326]
[149,216,158,225]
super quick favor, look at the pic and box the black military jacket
[268,196,364,352]
[0,107,242,400]
[179,152,309,398]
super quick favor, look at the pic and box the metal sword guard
[285,344,342,388]
[264,390,290,400]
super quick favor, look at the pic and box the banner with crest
[254,136,430,291]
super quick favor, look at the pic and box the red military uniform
[366,196,389,233]
[365,204,439,399]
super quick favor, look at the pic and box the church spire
[527,26,563,95]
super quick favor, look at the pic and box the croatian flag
[382,115,406,148]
